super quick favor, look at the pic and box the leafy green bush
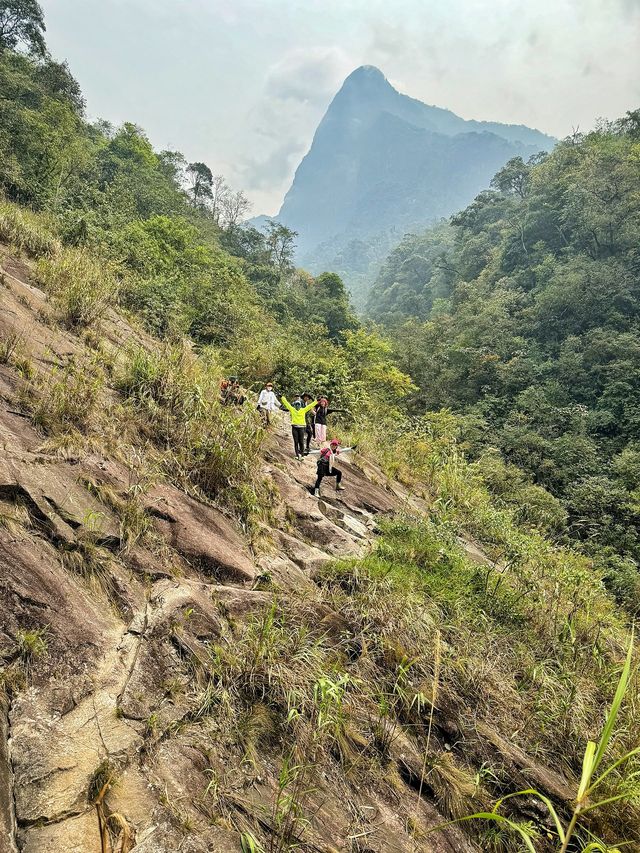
[117,343,265,523]
[21,359,106,435]
[37,248,120,328]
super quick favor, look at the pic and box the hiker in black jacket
[314,396,345,444]
[310,439,354,496]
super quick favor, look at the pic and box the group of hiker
[256,381,354,498]
[219,376,246,407]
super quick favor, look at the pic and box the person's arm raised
[280,396,293,413]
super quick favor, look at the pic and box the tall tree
[490,156,532,198]
[210,174,229,224]
[186,161,213,207]
[0,0,46,56]
[158,149,186,186]
[221,188,251,228]
[264,220,297,271]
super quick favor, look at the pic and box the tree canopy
[368,115,640,603]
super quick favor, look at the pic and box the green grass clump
[117,342,266,526]
[22,359,106,435]
[442,633,640,852]
[0,329,25,365]
[316,514,639,845]
[37,247,119,328]
[15,627,48,663]
[0,198,60,257]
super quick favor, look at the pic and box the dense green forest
[368,123,640,610]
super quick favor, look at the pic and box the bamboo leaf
[429,813,537,852]
[493,788,565,843]
[582,792,631,813]
[578,741,597,801]
[592,630,635,776]
[589,745,640,794]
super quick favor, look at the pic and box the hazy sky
[41,0,640,214]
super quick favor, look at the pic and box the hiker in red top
[310,439,354,497]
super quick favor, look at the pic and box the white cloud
[239,46,354,207]
[265,46,352,105]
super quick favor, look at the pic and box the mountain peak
[341,65,392,92]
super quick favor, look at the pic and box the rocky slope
[0,247,574,852]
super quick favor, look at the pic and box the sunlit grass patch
[0,197,60,258]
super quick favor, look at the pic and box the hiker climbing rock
[281,392,318,460]
[302,392,316,454]
[314,396,345,445]
[257,380,279,425]
[310,438,354,496]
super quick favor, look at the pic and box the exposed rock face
[0,249,570,852]
[146,483,257,584]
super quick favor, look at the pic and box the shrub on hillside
[20,360,106,435]
[37,248,119,328]
[0,198,60,257]
[117,343,265,525]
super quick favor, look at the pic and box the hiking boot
[313,488,320,497]
[336,484,346,491]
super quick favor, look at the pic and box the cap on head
[302,392,312,400]
[330,438,340,447]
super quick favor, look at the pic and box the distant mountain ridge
[253,65,556,306]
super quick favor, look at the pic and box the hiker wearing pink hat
[309,439,355,497]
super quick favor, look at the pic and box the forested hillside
[2,6,640,853]
[368,118,640,609]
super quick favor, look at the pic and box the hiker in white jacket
[257,381,279,425]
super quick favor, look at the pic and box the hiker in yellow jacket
[281,393,317,460]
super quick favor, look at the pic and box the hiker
[314,396,346,444]
[302,392,316,454]
[257,381,279,425]
[226,377,246,406]
[310,438,354,496]
[219,377,231,405]
[281,393,318,460]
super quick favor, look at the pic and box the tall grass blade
[429,813,537,852]
[493,789,565,843]
[591,629,634,777]
[578,741,597,801]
